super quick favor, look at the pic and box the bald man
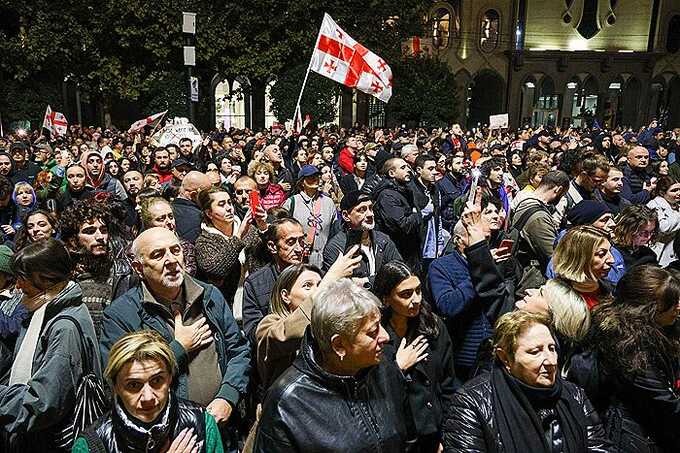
[621,145,654,204]
[100,227,250,442]
[172,171,211,243]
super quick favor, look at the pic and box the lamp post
[183,12,197,123]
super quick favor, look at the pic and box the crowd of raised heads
[1,119,680,452]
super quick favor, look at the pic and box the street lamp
[183,12,197,123]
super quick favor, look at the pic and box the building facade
[431,0,680,129]
[211,1,680,131]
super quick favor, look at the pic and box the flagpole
[293,14,325,126]
[147,110,168,140]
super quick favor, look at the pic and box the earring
[338,354,345,361]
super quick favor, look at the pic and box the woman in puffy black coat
[587,265,680,452]
[442,310,612,453]
[373,261,458,453]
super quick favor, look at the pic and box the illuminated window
[432,8,451,49]
[480,10,500,53]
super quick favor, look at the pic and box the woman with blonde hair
[73,330,224,452]
[553,225,615,310]
[442,310,611,452]
[516,278,592,369]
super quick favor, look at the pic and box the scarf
[491,365,586,453]
[9,281,70,385]
[112,394,174,453]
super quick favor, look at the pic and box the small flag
[128,110,167,133]
[42,105,68,137]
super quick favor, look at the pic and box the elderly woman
[254,279,409,452]
[73,330,224,452]
[373,260,457,453]
[442,310,611,452]
[0,239,101,452]
[647,175,680,266]
[583,266,680,452]
[515,278,592,370]
[195,186,267,308]
[248,161,286,211]
[552,225,615,310]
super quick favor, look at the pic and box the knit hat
[566,201,611,226]
[0,245,14,276]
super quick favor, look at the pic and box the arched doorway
[620,78,641,128]
[214,78,249,129]
[533,76,559,127]
[567,76,598,128]
[519,75,537,127]
[649,75,666,123]
[468,70,504,128]
[668,76,680,128]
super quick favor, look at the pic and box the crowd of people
[0,119,679,452]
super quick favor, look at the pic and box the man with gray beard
[100,227,250,451]
[322,190,402,286]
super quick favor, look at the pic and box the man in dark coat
[621,146,653,204]
[323,190,402,285]
[242,217,305,344]
[172,171,211,243]
[100,227,249,451]
[374,158,425,272]
[437,152,467,232]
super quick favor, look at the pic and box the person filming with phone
[323,190,402,287]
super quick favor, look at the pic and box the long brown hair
[593,265,680,378]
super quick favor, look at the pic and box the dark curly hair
[59,200,112,247]
[592,265,680,379]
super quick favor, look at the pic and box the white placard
[489,113,509,129]
[183,46,196,66]
[182,12,196,34]
[152,117,202,149]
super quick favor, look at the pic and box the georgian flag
[128,110,167,133]
[42,105,68,137]
[310,14,393,103]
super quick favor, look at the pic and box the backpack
[507,200,551,297]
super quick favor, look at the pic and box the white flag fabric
[310,13,393,103]
[128,110,167,133]
[42,105,68,137]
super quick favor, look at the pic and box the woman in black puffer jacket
[442,310,612,453]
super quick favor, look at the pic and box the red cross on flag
[128,110,168,133]
[42,105,68,137]
[310,13,393,103]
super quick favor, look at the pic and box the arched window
[264,80,278,128]
[667,15,680,54]
[480,10,500,52]
[432,7,452,49]
[214,79,247,129]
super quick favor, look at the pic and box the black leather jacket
[442,372,614,452]
[254,328,410,452]
[84,397,205,453]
